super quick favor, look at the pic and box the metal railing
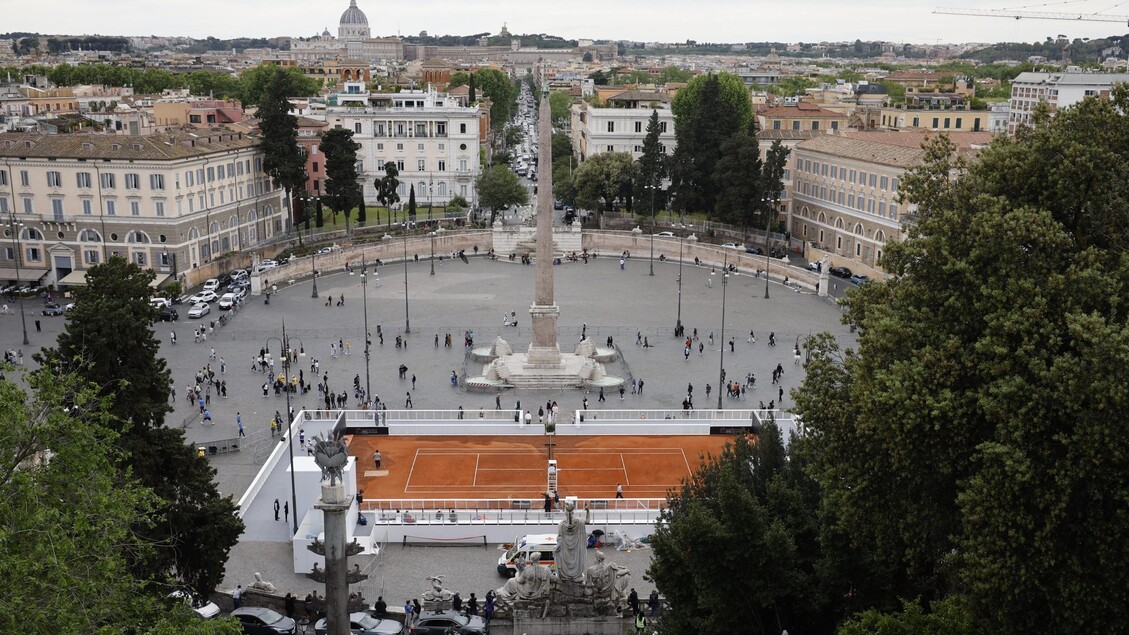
[359,498,667,526]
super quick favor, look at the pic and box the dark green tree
[648,425,836,634]
[712,119,764,227]
[468,72,476,102]
[320,127,362,228]
[762,139,790,230]
[549,90,572,123]
[258,66,308,232]
[669,73,752,218]
[551,132,573,163]
[36,257,243,600]
[475,164,528,224]
[794,92,1129,633]
[315,197,324,228]
[571,152,636,226]
[407,183,417,222]
[238,64,319,107]
[375,162,401,225]
[636,108,668,213]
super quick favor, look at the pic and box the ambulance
[497,534,558,577]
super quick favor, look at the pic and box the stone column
[315,481,351,635]
[527,90,562,367]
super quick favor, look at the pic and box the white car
[150,297,172,309]
[218,293,236,310]
[188,290,218,304]
[257,260,278,272]
[187,303,210,319]
[202,278,220,292]
[721,243,743,250]
[653,231,676,237]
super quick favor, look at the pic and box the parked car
[187,303,210,319]
[228,279,251,292]
[407,610,489,634]
[850,274,870,285]
[150,297,172,309]
[188,290,218,304]
[829,266,853,279]
[232,607,296,635]
[745,246,763,255]
[41,302,65,316]
[257,260,279,272]
[168,590,220,621]
[218,293,237,310]
[158,306,179,321]
[314,612,401,635]
[202,278,221,292]
[65,302,76,312]
[807,262,821,272]
[653,231,675,237]
[721,242,742,250]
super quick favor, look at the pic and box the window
[26,247,41,262]
[660,122,668,133]
[134,252,146,266]
[891,178,900,192]
[396,160,405,171]
[869,173,876,188]
[77,172,92,188]
[312,162,319,173]
[155,201,165,216]
[101,172,116,189]
[85,249,99,265]
[237,162,244,176]
[773,121,781,130]
[607,145,614,152]
[125,173,140,189]
[20,170,29,187]
[459,159,467,171]
[932,117,939,128]
[437,182,447,196]
[831,166,838,179]
[189,198,194,212]
[376,159,385,171]
[858,172,866,186]
[821,163,828,176]
[634,121,642,133]
[82,199,92,215]
[0,170,6,186]
[396,143,404,151]
[792,121,800,130]
[831,121,839,130]
[849,170,856,183]
[879,201,887,216]
[812,121,820,130]
[355,123,362,133]
[417,143,424,151]
[377,143,384,150]
[607,121,615,132]
[130,200,140,216]
[417,159,425,172]
[956,117,963,129]
[51,198,64,218]
[880,176,888,190]
[438,160,446,172]
[106,200,116,215]
[47,171,62,187]
[22,197,33,214]
[186,171,194,187]
[150,174,165,190]
[459,123,467,134]
[943,117,951,129]
[207,167,215,182]
[217,165,225,179]
[848,193,855,207]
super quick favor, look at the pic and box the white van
[218,293,236,310]
[202,278,220,292]
[497,533,558,577]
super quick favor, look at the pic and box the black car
[232,607,296,635]
[41,303,65,316]
[829,266,853,279]
[159,307,179,322]
[408,610,489,634]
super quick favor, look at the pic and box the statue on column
[553,500,590,583]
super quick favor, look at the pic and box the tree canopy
[37,257,243,601]
[258,65,308,223]
[320,127,362,223]
[791,88,1129,633]
[449,68,517,132]
[571,152,636,224]
[475,164,528,223]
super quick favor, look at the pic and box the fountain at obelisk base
[467,90,623,391]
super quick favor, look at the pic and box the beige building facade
[0,130,286,288]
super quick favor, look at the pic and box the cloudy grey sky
[6,0,1127,45]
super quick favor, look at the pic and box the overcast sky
[6,0,1127,46]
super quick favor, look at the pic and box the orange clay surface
[347,434,739,500]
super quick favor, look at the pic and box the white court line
[621,453,630,486]
[680,448,692,474]
[403,448,421,495]
[415,447,684,454]
[473,453,480,487]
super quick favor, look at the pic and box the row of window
[1,180,274,218]
[798,223,884,262]
[375,158,470,174]
[351,121,464,136]
[772,119,840,131]
[796,180,900,219]
[600,120,670,134]
[0,158,263,194]
[798,158,900,192]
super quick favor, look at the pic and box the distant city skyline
[5,0,1126,48]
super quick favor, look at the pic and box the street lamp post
[360,256,372,403]
[265,325,304,536]
[764,201,772,300]
[311,247,319,299]
[717,257,729,410]
[402,222,411,333]
[428,176,435,276]
[7,213,29,345]
[647,184,656,276]
[675,232,684,334]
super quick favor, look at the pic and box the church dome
[339,0,368,26]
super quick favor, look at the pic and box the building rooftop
[795,130,994,168]
[759,101,844,119]
[0,128,257,160]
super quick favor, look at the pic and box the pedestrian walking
[598,387,605,402]
[619,258,625,270]
[405,391,413,408]
[374,449,382,469]
[616,482,623,499]
[779,386,784,403]
[730,337,735,352]
[274,498,280,521]
[619,385,625,400]
[170,331,176,345]
[232,585,242,609]
[411,374,416,390]
[698,341,704,356]
[637,378,644,395]
[582,397,589,410]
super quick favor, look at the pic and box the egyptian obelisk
[525,89,562,367]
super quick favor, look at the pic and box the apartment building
[0,129,286,288]
[325,88,487,207]
[789,131,993,275]
[860,105,991,133]
[570,93,675,162]
[757,101,848,133]
[1008,71,1129,133]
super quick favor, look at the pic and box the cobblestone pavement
[0,254,856,604]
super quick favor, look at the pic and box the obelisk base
[528,303,561,367]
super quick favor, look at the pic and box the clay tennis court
[348,434,739,500]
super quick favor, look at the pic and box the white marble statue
[554,500,590,582]
[495,552,553,604]
[584,550,630,602]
